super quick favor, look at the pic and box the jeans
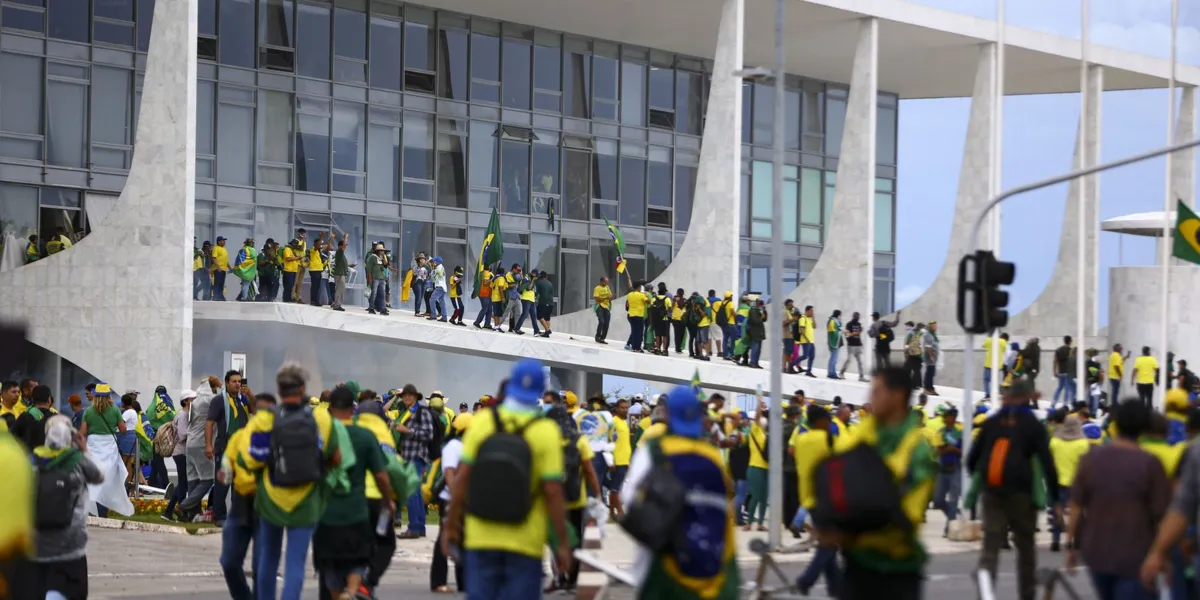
[1049,488,1069,546]
[430,287,447,319]
[796,546,842,596]
[723,324,739,357]
[220,505,258,600]
[213,269,227,300]
[193,270,211,300]
[827,347,840,376]
[733,479,749,525]
[749,340,763,366]
[255,520,315,600]
[370,279,388,313]
[1111,379,1122,405]
[924,364,938,390]
[515,299,539,333]
[983,367,994,396]
[210,452,229,523]
[309,271,323,305]
[412,280,427,314]
[475,297,493,326]
[164,455,187,515]
[627,316,644,350]
[595,307,611,340]
[590,453,609,497]
[405,457,428,533]
[465,550,544,600]
[1053,373,1077,408]
[1089,573,1159,600]
[282,271,296,302]
[790,506,807,530]
[933,469,962,532]
[331,275,346,309]
[799,343,816,372]
[239,278,254,301]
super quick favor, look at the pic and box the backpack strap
[491,406,505,434]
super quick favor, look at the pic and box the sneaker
[473,323,482,329]
[396,530,425,539]
[160,513,175,522]
[514,329,525,335]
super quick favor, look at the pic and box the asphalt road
[87,527,1098,599]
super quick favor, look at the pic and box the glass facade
[0,0,898,313]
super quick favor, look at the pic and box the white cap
[633,393,645,401]
[629,404,644,416]
[181,389,198,401]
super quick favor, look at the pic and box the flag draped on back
[603,216,627,273]
[1173,199,1200,266]
[146,390,176,430]
[690,368,707,402]
[473,207,505,298]
[232,246,258,281]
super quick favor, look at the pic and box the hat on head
[433,256,442,264]
[459,402,469,411]
[871,312,880,319]
[665,385,704,438]
[564,390,579,409]
[429,395,445,410]
[632,393,645,402]
[724,291,733,298]
[1056,415,1085,441]
[216,236,227,242]
[400,383,422,400]
[181,389,198,401]
[504,358,546,406]
[93,383,112,396]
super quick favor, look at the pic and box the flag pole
[1159,0,1179,410]
[1075,0,1089,410]
[765,0,786,550]
[987,0,1006,404]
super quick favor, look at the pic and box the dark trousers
[905,355,923,390]
[875,347,891,368]
[672,321,686,352]
[566,508,586,588]
[164,454,188,515]
[842,557,920,600]
[282,271,296,302]
[430,498,464,591]
[782,470,799,530]
[149,454,169,489]
[210,451,229,522]
[627,316,645,350]
[1137,383,1155,407]
[595,307,611,341]
[450,296,464,321]
[687,323,700,356]
[474,297,493,326]
[366,499,396,590]
[1110,379,1122,405]
[213,270,227,300]
[924,365,937,390]
[309,271,323,305]
[979,491,1037,600]
[797,546,842,596]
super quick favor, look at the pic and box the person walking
[826,310,843,379]
[430,413,471,594]
[411,255,430,316]
[903,323,925,390]
[365,243,390,316]
[162,390,195,520]
[745,299,766,369]
[513,269,540,335]
[393,384,436,539]
[866,311,900,367]
[498,264,525,333]
[449,266,466,325]
[1052,336,1077,409]
[329,232,352,312]
[1108,344,1128,403]
[625,283,648,353]
[211,236,230,301]
[194,239,213,301]
[932,407,963,536]
[177,379,216,522]
[839,311,866,382]
[428,256,448,321]
[593,276,613,344]
[1133,346,1160,407]
[534,270,555,337]
[473,265,495,329]
[219,392,275,600]
[921,322,941,395]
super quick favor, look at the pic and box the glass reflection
[562,148,589,221]
[437,131,467,208]
[438,27,468,100]
[500,140,529,214]
[502,39,531,110]
[619,156,644,226]
[674,164,696,231]
[219,0,255,68]
[296,111,331,193]
[297,3,330,79]
[402,112,434,181]
[468,121,498,188]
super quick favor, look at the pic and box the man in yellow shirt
[1133,345,1159,406]
[609,398,632,517]
[442,359,570,597]
[625,284,649,353]
[745,401,770,531]
[791,404,839,595]
[281,238,302,303]
[1108,344,1128,405]
[793,305,817,376]
[489,268,507,329]
[194,238,213,301]
[0,381,27,430]
[593,276,613,345]
[211,236,230,301]
[981,333,1009,399]
[307,232,330,306]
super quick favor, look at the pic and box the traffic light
[957,250,1016,334]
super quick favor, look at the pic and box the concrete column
[1173,86,1196,208]
[1008,65,1102,336]
[784,18,877,321]
[896,43,995,329]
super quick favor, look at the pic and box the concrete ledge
[87,515,220,536]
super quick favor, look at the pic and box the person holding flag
[232,237,258,302]
[603,216,634,290]
[145,386,177,488]
[472,207,505,301]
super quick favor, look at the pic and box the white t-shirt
[122,409,138,431]
[439,438,463,502]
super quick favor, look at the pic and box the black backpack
[425,407,446,462]
[618,439,685,552]
[715,300,729,326]
[467,410,540,524]
[269,405,324,487]
[563,434,584,504]
[811,443,911,535]
[36,454,82,530]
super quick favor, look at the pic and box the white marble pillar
[784,18,877,318]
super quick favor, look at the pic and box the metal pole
[1159,0,1179,411]
[1075,0,1089,412]
[766,0,786,550]
[986,0,1006,405]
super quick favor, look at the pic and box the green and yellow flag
[603,216,627,273]
[1174,199,1200,266]
[472,207,504,298]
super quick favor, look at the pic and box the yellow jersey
[982,337,1008,368]
[211,245,229,271]
[612,418,631,466]
[1108,351,1124,380]
[593,285,612,310]
[1134,356,1159,385]
[627,291,648,319]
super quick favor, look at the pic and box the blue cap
[433,256,443,263]
[504,358,546,406]
[666,385,704,438]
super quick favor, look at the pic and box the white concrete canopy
[1102,212,1179,237]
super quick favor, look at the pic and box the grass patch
[113,512,220,532]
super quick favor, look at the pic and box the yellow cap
[724,291,733,298]
[565,391,578,409]
[1167,388,1190,412]
[453,413,473,433]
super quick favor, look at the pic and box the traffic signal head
[957,250,1016,334]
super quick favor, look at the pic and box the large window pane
[752,82,774,146]
[400,219,433,280]
[530,233,557,285]
[437,131,466,208]
[259,90,294,166]
[333,5,365,59]
[534,44,560,92]
[199,0,215,35]
[531,140,558,196]
[826,89,847,157]
[297,3,330,79]
[197,80,215,155]
[46,81,86,168]
[0,184,39,242]
[785,87,801,150]
[560,251,587,313]
[502,39,531,110]
[296,110,330,193]
[48,0,88,42]
[3,6,44,35]
[217,101,254,185]
[646,243,670,281]
[438,27,467,100]
[260,0,295,47]
[800,167,821,225]
[648,147,671,207]
[0,54,43,138]
[676,71,702,135]
[402,112,434,181]
[468,121,498,188]
[254,206,291,250]
[619,156,645,226]
[589,238,619,293]
[95,0,133,21]
[404,21,433,71]
[741,83,752,144]
[563,52,589,119]
[875,192,893,252]
[366,121,399,200]
[649,66,672,110]
[471,31,499,104]
[783,179,798,243]
[563,148,589,221]
[620,62,645,126]
[593,56,617,101]
[674,164,696,230]
[368,17,401,90]
[500,140,529,214]
[877,105,897,165]
[91,67,131,146]
[331,102,364,194]
[750,161,771,237]
[219,0,255,68]
[137,0,155,52]
[592,139,617,201]
[332,212,364,275]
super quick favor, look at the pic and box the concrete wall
[0,0,196,393]
[1108,266,1200,390]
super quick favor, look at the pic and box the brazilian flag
[603,216,627,274]
[472,207,504,298]
[1173,199,1200,266]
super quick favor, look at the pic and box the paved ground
[87,509,1097,599]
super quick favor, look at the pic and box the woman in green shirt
[77,385,134,517]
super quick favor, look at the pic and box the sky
[604,0,1200,399]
